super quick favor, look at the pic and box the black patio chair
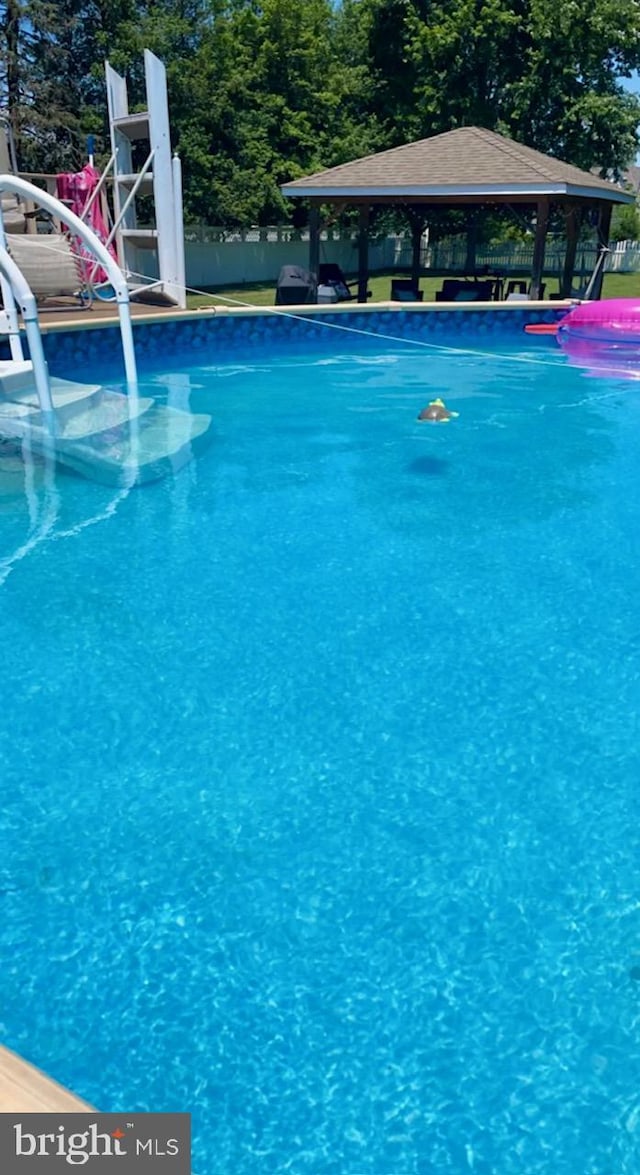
[390,279,423,302]
[435,279,494,302]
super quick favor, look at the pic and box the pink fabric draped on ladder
[56,164,117,286]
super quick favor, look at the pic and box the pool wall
[1,303,568,381]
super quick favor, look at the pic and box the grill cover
[275,265,317,305]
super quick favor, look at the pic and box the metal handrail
[0,232,54,420]
[0,174,138,390]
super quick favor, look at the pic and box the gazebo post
[357,205,369,302]
[407,208,425,288]
[560,205,579,298]
[590,203,612,301]
[308,204,320,278]
[411,223,422,286]
[465,209,478,275]
[530,199,549,299]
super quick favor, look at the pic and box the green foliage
[611,198,640,242]
[505,0,640,174]
[0,0,85,169]
[354,0,640,172]
[0,0,639,224]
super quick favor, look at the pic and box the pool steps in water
[0,373,212,485]
[0,359,36,398]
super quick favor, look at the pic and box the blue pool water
[2,324,640,1173]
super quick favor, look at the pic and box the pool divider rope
[120,264,574,372]
[11,235,573,372]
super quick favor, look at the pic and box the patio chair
[1,192,28,234]
[318,263,371,302]
[390,279,423,302]
[505,280,546,301]
[5,232,90,310]
[0,130,23,234]
[435,279,494,302]
[0,129,45,236]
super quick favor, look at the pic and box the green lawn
[186,269,640,310]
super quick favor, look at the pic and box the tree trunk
[3,0,21,164]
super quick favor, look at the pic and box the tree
[611,197,640,242]
[1,0,639,226]
[360,0,640,173]
[506,0,640,176]
[147,0,373,224]
[0,0,89,170]
[349,0,521,144]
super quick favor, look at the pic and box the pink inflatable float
[556,299,640,343]
[548,299,640,380]
[556,333,640,380]
[525,300,640,376]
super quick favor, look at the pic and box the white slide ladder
[105,50,186,308]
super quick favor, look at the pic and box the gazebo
[280,127,634,301]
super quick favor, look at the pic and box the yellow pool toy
[417,398,459,423]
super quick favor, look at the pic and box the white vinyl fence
[183,225,411,288]
[136,226,640,291]
[426,238,640,276]
[607,239,640,272]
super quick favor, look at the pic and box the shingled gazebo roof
[281,126,633,205]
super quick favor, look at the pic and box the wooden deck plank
[37,300,188,328]
[0,1045,93,1111]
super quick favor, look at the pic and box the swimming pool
[2,314,640,1173]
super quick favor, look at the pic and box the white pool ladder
[0,174,138,428]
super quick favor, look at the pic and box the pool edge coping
[35,299,577,335]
